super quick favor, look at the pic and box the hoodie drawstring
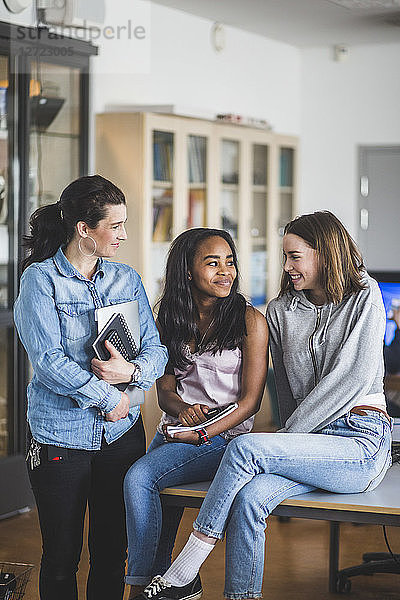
[288,294,333,343]
[321,303,333,343]
[289,296,299,311]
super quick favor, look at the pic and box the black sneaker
[134,574,202,600]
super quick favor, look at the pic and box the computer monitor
[369,271,400,346]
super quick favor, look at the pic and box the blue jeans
[124,431,229,585]
[193,411,392,599]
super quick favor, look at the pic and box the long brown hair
[279,211,365,304]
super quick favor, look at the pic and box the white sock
[163,532,215,587]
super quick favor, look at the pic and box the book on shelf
[188,189,206,228]
[163,142,173,180]
[221,140,239,184]
[153,203,173,242]
[216,113,272,130]
[153,135,173,181]
[166,403,238,435]
[188,135,206,183]
[280,149,293,187]
[253,145,268,186]
[153,141,161,181]
[220,188,238,239]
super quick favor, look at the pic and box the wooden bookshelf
[96,112,298,435]
[96,112,298,308]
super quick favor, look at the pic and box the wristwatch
[130,363,141,384]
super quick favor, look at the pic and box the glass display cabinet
[0,21,96,516]
[96,112,298,311]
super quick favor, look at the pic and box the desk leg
[329,522,340,592]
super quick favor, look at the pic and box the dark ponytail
[22,202,66,271]
[22,174,126,271]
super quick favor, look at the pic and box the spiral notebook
[93,301,144,404]
[92,312,138,364]
[166,403,239,435]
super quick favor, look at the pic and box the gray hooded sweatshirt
[266,274,386,434]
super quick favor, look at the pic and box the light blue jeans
[124,431,229,585]
[193,411,392,599]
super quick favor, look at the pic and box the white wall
[92,1,301,135]
[0,3,35,26]
[300,43,400,237]
[2,0,399,243]
[94,3,400,242]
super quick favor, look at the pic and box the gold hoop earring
[78,235,97,257]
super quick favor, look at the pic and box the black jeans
[28,417,146,600]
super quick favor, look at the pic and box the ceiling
[152,0,400,47]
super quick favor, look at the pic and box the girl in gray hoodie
[133,211,392,600]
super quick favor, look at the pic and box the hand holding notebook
[92,312,138,363]
[166,402,238,435]
[92,311,139,392]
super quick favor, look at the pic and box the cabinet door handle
[360,176,369,197]
[360,208,369,231]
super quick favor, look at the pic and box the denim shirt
[14,247,168,450]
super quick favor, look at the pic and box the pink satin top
[158,344,254,439]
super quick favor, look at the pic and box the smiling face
[283,233,326,303]
[82,203,128,258]
[189,236,237,300]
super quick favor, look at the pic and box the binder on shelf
[153,202,173,241]
[280,148,293,187]
[188,189,206,228]
[94,301,144,404]
[153,133,174,181]
[188,135,206,183]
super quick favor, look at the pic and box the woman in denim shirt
[14,175,167,600]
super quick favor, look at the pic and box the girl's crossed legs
[160,412,391,600]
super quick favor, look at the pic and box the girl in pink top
[124,228,268,599]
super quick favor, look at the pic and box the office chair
[336,551,400,593]
[335,442,400,593]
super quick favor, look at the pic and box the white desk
[392,417,400,442]
[161,463,400,593]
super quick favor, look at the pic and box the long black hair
[157,228,248,369]
[22,175,126,271]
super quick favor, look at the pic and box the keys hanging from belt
[26,438,41,470]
